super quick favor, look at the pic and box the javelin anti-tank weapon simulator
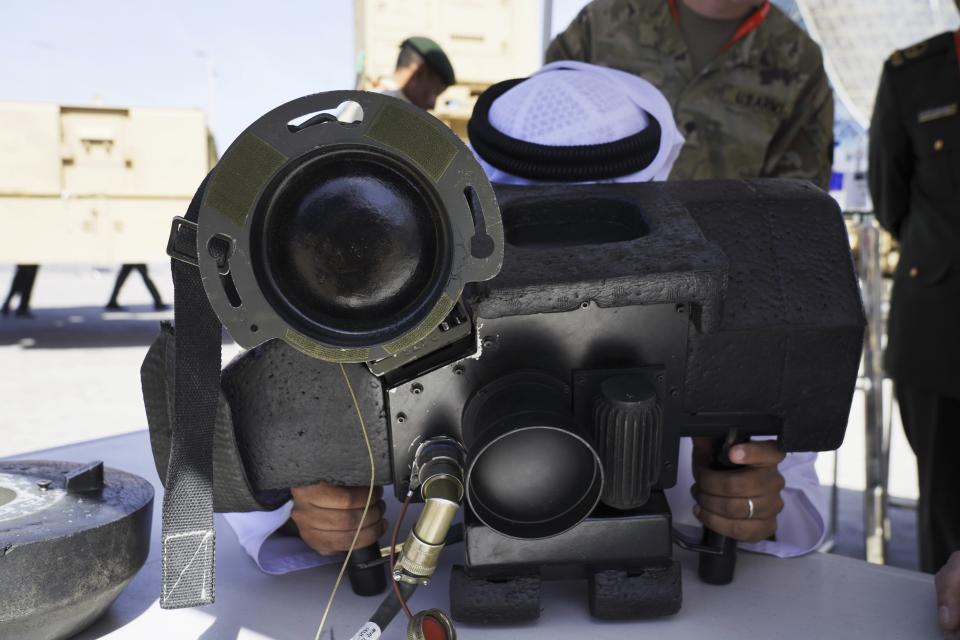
[143,90,864,638]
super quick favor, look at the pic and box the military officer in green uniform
[869,21,960,574]
[545,0,834,189]
[370,36,455,111]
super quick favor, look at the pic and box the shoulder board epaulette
[889,31,953,68]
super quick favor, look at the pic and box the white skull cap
[476,61,685,184]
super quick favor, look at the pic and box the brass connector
[395,496,459,581]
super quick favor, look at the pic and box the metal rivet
[482,336,495,349]
[453,365,465,376]
[580,301,589,309]
[411,383,423,395]
[670,388,680,398]
[675,303,686,313]
[934,139,945,151]
[909,266,919,278]
[37,480,52,491]
[396,413,407,423]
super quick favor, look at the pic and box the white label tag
[350,622,381,640]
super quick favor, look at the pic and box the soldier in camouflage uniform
[869,21,960,575]
[545,0,834,189]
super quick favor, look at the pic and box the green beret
[403,36,456,87]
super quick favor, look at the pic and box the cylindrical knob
[593,376,662,510]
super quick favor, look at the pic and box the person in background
[224,63,827,571]
[368,36,455,111]
[868,26,960,575]
[105,264,167,311]
[1,264,39,318]
[545,0,834,189]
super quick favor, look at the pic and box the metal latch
[166,216,199,267]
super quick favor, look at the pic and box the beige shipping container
[0,102,210,264]
[354,0,547,138]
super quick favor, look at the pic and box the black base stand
[452,492,683,623]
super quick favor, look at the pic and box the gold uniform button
[909,267,919,277]
[934,139,945,151]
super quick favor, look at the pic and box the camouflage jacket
[545,0,834,189]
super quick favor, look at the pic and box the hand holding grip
[697,431,749,585]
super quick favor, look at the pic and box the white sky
[0,0,593,152]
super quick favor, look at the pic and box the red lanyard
[668,0,771,52]
[955,29,960,68]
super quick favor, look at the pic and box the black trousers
[2,264,39,314]
[107,264,164,308]
[896,383,960,573]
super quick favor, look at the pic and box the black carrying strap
[141,322,286,514]
[161,177,222,609]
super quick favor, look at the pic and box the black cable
[368,581,419,631]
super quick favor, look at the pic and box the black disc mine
[0,460,153,640]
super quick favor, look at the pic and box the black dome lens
[470,427,599,527]
[257,151,448,345]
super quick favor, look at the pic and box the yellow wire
[314,362,377,640]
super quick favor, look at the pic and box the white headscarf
[474,61,685,184]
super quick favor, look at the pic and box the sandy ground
[0,263,921,569]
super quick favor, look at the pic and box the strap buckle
[166,216,200,267]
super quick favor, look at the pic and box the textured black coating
[449,565,541,624]
[141,323,289,511]
[679,180,864,450]
[588,562,682,619]
[146,178,862,505]
[0,461,153,640]
[466,179,864,452]
[220,339,393,490]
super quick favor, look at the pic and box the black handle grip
[697,431,749,585]
[347,543,388,596]
[698,526,739,585]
